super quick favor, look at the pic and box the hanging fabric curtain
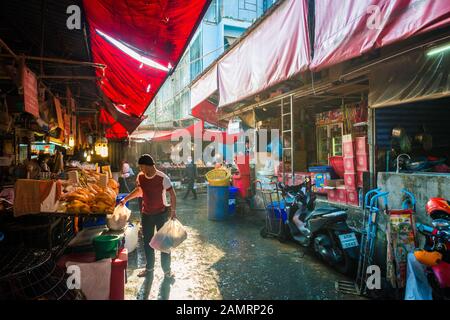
[217,0,311,108]
[369,49,450,108]
[311,0,450,71]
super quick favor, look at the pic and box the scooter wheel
[260,226,269,238]
[334,246,355,276]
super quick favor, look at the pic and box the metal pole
[38,75,100,80]
[290,94,294,184]
[281,97,285,185]
[0,38,17,59]
[0,54,106,69]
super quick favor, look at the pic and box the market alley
[125,193,360,300]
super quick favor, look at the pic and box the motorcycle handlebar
[416,223,450,241]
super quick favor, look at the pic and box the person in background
[183,156,197,200]
[120,160,135,193]
[119,154,177,279]
[38,154,51,172]
[53,150,64,175]
[121,160,135,178]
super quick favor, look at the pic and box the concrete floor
[125,193,364,300]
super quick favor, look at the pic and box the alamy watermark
[66,5,81,30]
[168,128,281,166]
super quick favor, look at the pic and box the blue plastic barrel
[207,186,229,221]
[228,186,239,216]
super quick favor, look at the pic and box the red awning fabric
[191,65,218,109]
[191,100,226,128]
[217,0,310,108]
[129,130,174,141]
[190,64,224,126]
[99,109,129,140]
[311,0,450,71]
[83,0,210,138]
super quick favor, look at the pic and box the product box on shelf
[336,187,347,203]
[355,136,368,155]
[356,154,369,171]
[311,172,331,194]
[347,190,359,206]
[342,135,354,156]
[326,179,344,188]
[344,173,357,190]
[327,188,338,202]
[343,157,355,173]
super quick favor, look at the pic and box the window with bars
[190,34,203,81]
[239,0,257,12]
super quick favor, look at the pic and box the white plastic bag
[124,222,139,253]
[404,252,433,300]
[149,219,187,253]
[107,205,131,231]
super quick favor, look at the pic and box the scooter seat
[310,207,345,217]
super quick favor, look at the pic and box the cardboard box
[327,188,338,202]
[326,179,344,188]
[356,154,369,171]
[343,157,355,173]
[343,141,354,157]
[336,187,347,203]
[344,173,357,190]
[355,136,368,155]
[347,190,359,206]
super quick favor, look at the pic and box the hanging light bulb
[87,155,91,162]
[90,149,94,155]
[84,151,87,158]
[69,136,75,148]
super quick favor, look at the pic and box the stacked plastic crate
[342,135,358,206]
[355,135,369,191]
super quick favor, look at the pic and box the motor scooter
[277,179,360,275]
[415,219,450,299]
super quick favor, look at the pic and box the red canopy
[83,0,210,139]
[311,0,450,71]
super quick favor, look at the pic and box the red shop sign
[22,67,39,118]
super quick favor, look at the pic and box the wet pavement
[125,193,363,300]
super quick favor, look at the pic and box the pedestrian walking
[183,157,197,200]
[120,154,177,279]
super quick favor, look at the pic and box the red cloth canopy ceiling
[311,0,450,71]
[83,0,210,139]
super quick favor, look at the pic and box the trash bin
[207,185,229,221]
[228,186,238,216]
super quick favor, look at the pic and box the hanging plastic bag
[149,219,187,253]
[124,222,139,253]
[107,205,131,231]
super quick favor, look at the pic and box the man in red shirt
[120,154,177,278]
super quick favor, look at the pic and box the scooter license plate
[338,233,359,249]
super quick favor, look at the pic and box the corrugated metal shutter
[375,98,450,149]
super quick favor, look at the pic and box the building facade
[142,0,277,128]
